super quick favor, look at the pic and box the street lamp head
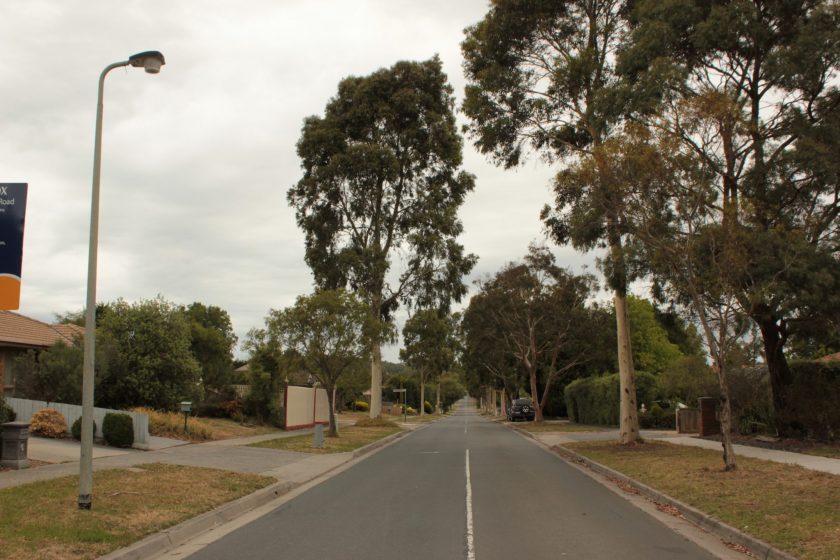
[128,51,165,74]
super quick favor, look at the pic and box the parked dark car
[507,398,536,422]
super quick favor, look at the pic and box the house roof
[0,311,83,349]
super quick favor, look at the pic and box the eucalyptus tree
[465,246,597,422]
[621,0,840,431]
[269,290,375,437]
[571,126,745,468]
[400,309,460,416]
[462,0,644,441]
[289,58,477,418]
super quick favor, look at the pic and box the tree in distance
[268,289,377,437]
[464,245,597,422]
[400,309,460,416]
[181,302,238,399]
[289,57,477,419]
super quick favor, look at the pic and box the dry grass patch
[130,408,280,442]
[566,440,840,560]
[250,425,401,454]
[0,463,272,560]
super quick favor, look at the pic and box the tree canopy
[289,57,476,418]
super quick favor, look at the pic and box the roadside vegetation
[133,407,280,442]
[0,464,272,560]
[566,440,840,560]
[250,424,401,454]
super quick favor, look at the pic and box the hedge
[564,371,658,425]
[781,361,840,440]
[71,417,97,440]
[102,412,134,448]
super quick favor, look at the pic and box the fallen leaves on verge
[654,502,684,518]
[724,542,755,557]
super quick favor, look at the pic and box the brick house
[0,311,83,396]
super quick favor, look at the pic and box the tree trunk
[369,340,383,419]
[436,382,441,414]
[615,292,640,443]
[327,383,338,437]
[528,366,543,422]
[755,312,794,433]
[419,372,426,417]
[715,364,737,471]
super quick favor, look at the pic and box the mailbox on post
[180,401,192,433]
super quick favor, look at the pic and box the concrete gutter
[102,422,428,560]
[513,427,798,560]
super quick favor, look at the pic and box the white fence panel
[284,386,329,430]
[5,397,150,449]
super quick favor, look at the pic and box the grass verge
[515,421,609,433]
[566,440,840,560]
[0,463,273,560]
[250,425,402,454]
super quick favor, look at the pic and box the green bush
[564,371,658,425]
[639,404,676,429]
[781,361,840,440]
[71,417,97,440]
[354,401,369,412]
[102,412,134,448]
[424,401,434,414]
[0,396,16,423]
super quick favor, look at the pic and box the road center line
[465,448,475,560]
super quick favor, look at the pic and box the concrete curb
[102,423,423,560]
[511,426,797,560]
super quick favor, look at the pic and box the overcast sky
[2,0,604,360]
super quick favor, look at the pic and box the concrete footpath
[0,418,421,491]
[530,428,840,475]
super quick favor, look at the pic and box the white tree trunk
[370,342,383,418]
[615,292,640,444]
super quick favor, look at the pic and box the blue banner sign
[0,183,28,309]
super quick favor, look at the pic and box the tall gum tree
[622,0,840,432]
[289,58,476,419]
[462,0,644,442]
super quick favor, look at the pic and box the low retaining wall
[5,397,150,449]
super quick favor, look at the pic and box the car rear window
[513,399,532,405]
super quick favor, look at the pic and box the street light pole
[79,51,165,511]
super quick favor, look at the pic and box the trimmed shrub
[0,396,16,423]
[102,412,134,448]
[780,361,840,440]
[564,372,658,425]
[424,401,434,414]
[354,401,369,412]
[71,417,97,440]
[29,408,68,438]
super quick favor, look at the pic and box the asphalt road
[188,400,718,559]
